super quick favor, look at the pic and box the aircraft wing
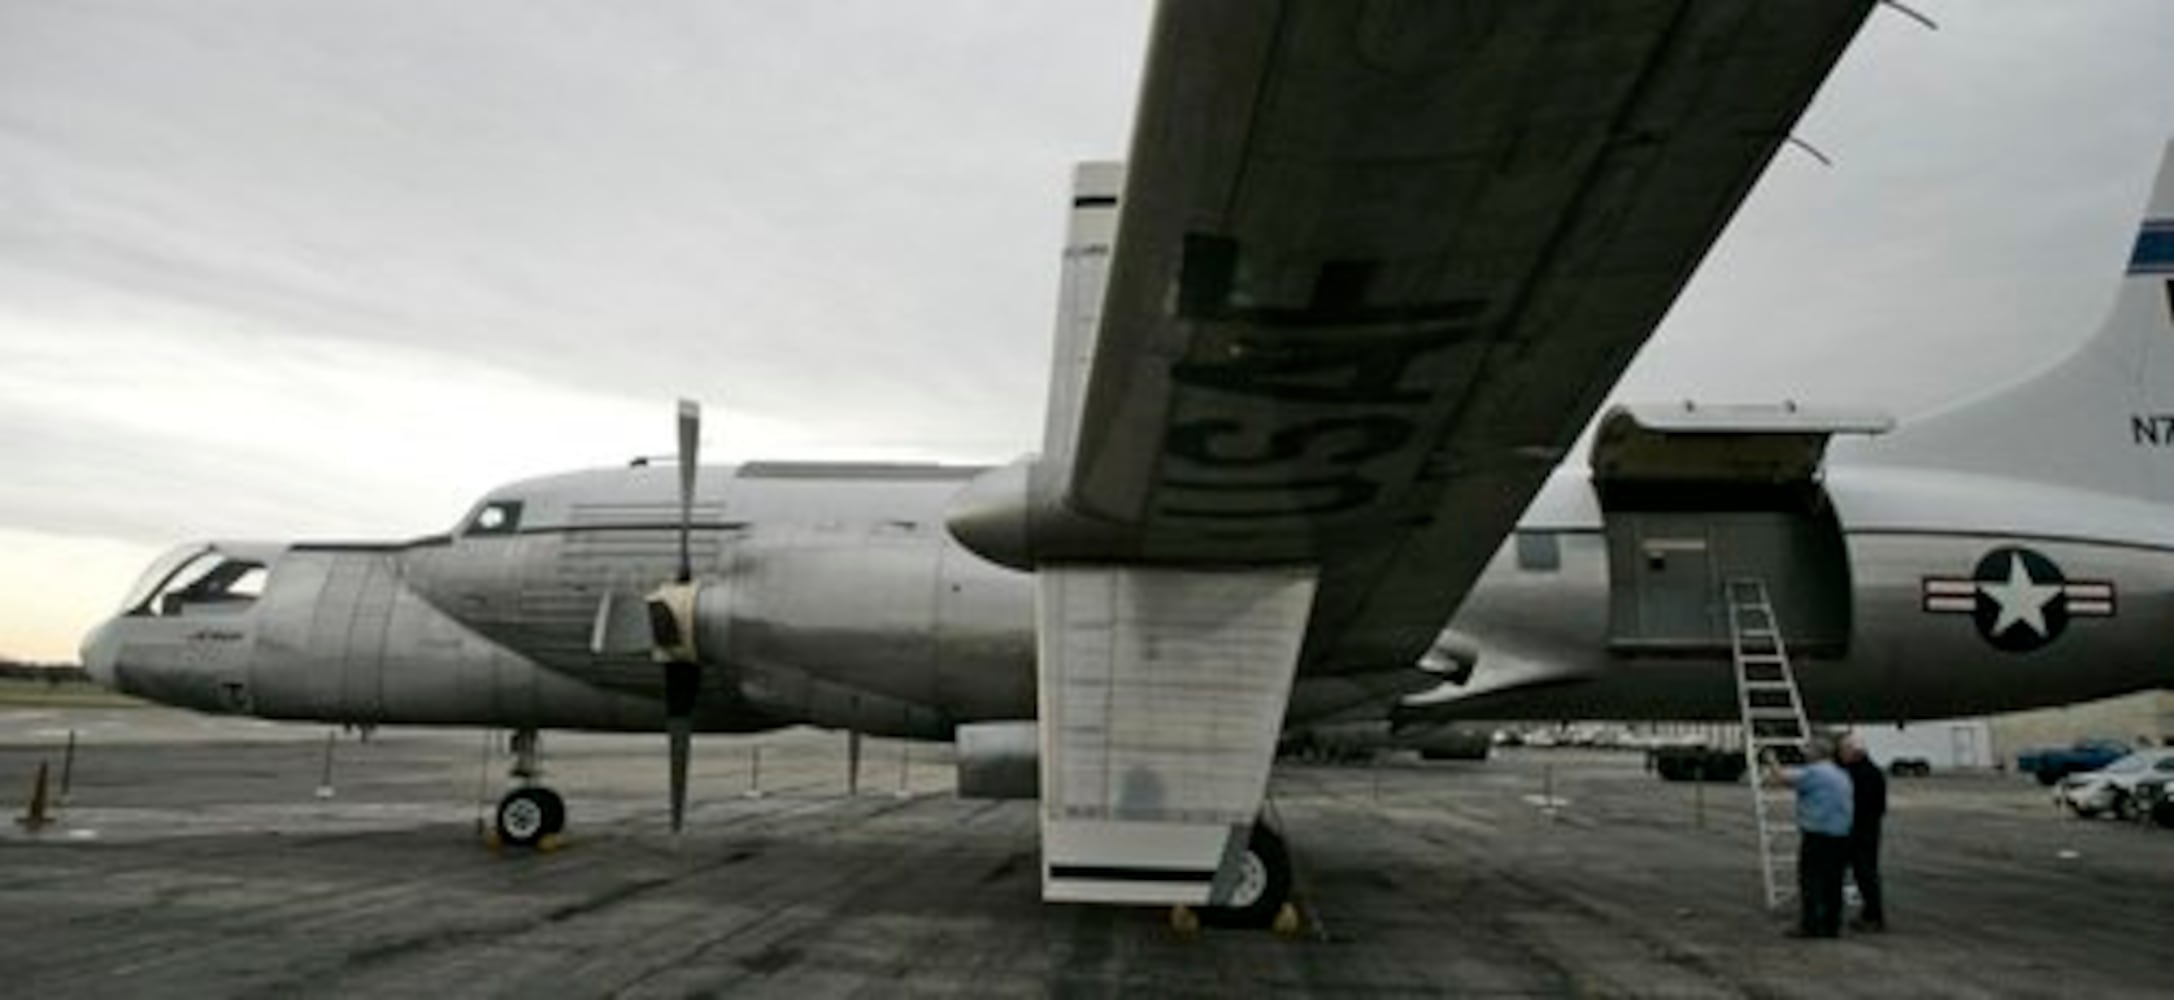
[1045,0,1874,672]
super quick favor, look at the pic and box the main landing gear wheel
[1199,822,1293,929]
[495,786,566,847]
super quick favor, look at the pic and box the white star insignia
[1980,553,2062,637]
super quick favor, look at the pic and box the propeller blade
[675,399,699,584]
[664,658,701,833]
[659,399,704,833]
[667,713,692,833]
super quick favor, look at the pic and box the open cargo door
[1590,403,1892,656]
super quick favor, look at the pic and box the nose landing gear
[490,729,567,849]
[495,785,566,847]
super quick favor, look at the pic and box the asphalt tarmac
[3,705,2170,998]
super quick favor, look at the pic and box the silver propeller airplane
[77,2,2174,927]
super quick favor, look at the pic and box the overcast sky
[2,1,2170,661]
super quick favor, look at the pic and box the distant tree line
[0,659,88,682]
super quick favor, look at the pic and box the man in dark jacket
[1839,733,1887,931]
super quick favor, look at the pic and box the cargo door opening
[1591,404,1891,658]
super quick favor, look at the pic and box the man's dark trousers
[1796,832,1848,936]
[1847,821,1885,925]
[1843,754,1888,928]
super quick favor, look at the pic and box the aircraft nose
[79,619,120,689]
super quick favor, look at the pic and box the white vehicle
[2057,750,2174,818]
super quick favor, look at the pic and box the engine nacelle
[941,457,1139,570]
[955,721,1040,799]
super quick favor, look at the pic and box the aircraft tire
[536,787,567,835]
[1199,823,1291,930]
[496,787,560,847]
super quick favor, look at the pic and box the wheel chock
[1272,902,1304,937]
[482,829,503,852]
[1169,904,1201,935]
[538,833,565,853]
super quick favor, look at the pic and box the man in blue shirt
[1768,735,1854,938]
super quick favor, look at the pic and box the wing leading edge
[1043,0,1876,671]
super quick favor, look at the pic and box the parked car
[1888,757,1932,777]
[2055,749,2174,818]
[2135,776,2174,828]
[2018,738,2132,786]
[1413,726,1493,761]
[1650,745,1748,783]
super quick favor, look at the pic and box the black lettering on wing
[1169,333,1463,405]
[1165,416,1415,469]
[1153,324,1470,520]
[1156,476,1380,520]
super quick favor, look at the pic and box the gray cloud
[1617,2,2174,416]
[1,1,1155,458]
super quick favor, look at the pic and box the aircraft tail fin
[1856,140,2174,500]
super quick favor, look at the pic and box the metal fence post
[58,730,76,805]
[315,730,337,799]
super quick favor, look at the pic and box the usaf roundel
[1921,547,2116,652]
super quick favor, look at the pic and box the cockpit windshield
[120,544,212,613]
[461,499,524,537]
[122,546,270,617]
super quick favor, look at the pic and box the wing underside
[1045,0,1876,672]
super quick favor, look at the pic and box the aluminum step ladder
[1726,577,1813,910]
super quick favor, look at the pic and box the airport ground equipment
[1728,578,1813,910]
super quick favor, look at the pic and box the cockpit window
[128,551,269,617]
[464,500,524,536]
[119,544,214,613]
[222,564,268,599]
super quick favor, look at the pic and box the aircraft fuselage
[81,447,2174,738]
